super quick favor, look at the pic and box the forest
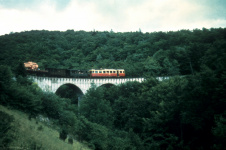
[0,28,225,149]
[0,28,225,76]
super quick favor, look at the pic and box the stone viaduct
[30,76,169,96]
[30,76,146,94]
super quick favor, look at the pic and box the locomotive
[24,62,125,78]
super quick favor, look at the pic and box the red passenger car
[89,69,125,78]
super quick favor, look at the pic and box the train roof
[68,69,88,72]
[89,69,125,70]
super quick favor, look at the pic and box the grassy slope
[0,105,90,150]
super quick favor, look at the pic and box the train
[24,62,125,78]
[26,67,125,78]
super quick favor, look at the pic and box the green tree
[15,62,27,77]
[79,84,114,127]
[213,113,226,150]
[144,56,162,76]
[162,58,180,76]
[41,92,64,119]
[76,116,109,149]
[140,77,186,149]
[0,65,13,105]
[0,65,13,85]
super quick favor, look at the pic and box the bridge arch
[99,83,115,88]
[56,83,84,95]
[55,83,83,105]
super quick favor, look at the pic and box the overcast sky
[0,0,225,35]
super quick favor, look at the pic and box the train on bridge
[24,62,125,78]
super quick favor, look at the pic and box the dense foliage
[78,69,225,149]
[0,28,225,149]
[0,28,225,77]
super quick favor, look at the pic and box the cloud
[0,0,102,34]
[119,0,226,32]
[0,0,72,10]
[194,0,226,19]
[0,0,225,35]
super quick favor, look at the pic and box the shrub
[59,129,67,141]
[0,111,15,149]
[68,137,73,145]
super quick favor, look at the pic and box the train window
[107,71,109,73]
[113,71,115,73]
[99,71,102,73]
[110,71,112,73]
[95,71,98,73]
[120,71,122,73]
[103,71,105,73]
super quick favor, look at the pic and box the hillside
[0,28,225,77]
[0,105,89,150]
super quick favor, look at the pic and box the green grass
[0,105,90,150]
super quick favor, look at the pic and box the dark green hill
[0,28,226,77]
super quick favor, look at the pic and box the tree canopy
[1,28,225,77]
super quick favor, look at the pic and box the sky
[0,0,225,35]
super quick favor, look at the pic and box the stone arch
[99,83,116,88]
[97,83,117,105]
[55,83,84,105]
[56,83,83,94]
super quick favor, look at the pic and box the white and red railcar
[89,69,125,78]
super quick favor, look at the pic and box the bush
[0,111,15,149]
[59,129,67,141]
[37,125,43,131]
[68,137,73,145]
